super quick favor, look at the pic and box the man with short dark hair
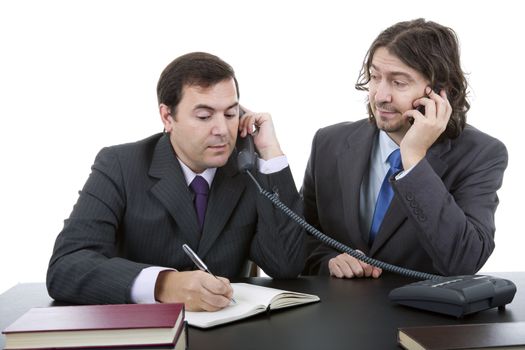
[302,19,507,278]
[47,52,306,311]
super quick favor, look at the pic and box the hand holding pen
[183,244,237,304]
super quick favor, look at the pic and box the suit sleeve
[301,130,340,275]
[248,166,307,278]
[393,137,508,275]
[46,147,149,304]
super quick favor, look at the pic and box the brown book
[398,322,525,350]
[2,303,185,349]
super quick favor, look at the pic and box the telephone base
[388,275,517,318]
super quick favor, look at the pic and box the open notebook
[186,283,320,328]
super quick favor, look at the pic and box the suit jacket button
[418,214,427,222]
[405,192,414,201]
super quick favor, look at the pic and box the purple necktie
[369,148,403,244]
[189,176,209,231]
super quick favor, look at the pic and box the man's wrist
[257,146,284,160]
[154,270,176,303]
[258,155,288,174]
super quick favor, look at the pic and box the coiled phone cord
[246,170,440,281]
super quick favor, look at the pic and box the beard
[375,116,406,133]
[372,102,409,134]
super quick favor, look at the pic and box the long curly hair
[356,19,469,139]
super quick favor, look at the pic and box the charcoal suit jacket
[302,119,507,276]
[47,133,306,304]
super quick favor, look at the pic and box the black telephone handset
[237,106,516,318]
[236,134,256,172]
[236,108,257,172]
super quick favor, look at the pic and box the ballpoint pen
[182,244,237,304]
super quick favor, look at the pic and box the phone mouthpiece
[237,150,257,172]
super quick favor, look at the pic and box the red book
[2,303,185,349]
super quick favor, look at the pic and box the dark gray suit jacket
[302,119,507,276]
[47,133,305,304]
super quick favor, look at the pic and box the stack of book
[2,303,186,349]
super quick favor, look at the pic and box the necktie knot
[190,176,209,195]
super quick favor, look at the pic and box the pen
[182,244,237,304]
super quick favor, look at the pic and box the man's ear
[159,104,174,132]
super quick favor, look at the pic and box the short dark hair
[157,52,239,114]
[356,18,469,139]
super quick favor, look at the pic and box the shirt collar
[177,159,217,187]
[378,130,400,164]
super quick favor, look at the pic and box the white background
[1,0,523,294]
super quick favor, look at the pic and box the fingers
[237,107,283,160]
[238,105,266,136]
[329,253,362,278]
[372,267,383,278]
[157,271,234,312]
[328,252,381,279]
[199,275,234,311]
[410,86,451,122]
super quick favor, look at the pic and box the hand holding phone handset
[237,106,284,163]
[401,84,453,170]
[236,108,517,317]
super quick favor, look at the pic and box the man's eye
[196,115,211,120]
[393,80,408,88]
[225,113,237,119]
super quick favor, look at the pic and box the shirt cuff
[130,266,176,304]
[394,164,415,180]
[257,155,288,174]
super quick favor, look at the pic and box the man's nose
[211,115,229,136]
[374,81,393,103]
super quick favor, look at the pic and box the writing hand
[155,270,234,311]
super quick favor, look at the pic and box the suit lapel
[337,122,377,252]
[197,158,245,258]
[149,135,200,248]
[369,137,451,255]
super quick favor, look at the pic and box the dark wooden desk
[1,272,524,350]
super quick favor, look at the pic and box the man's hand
[154,271,234,311]
[400,87,452,169]
[238,106,284,160]
[328,251,382,279]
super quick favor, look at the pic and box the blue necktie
[190,176,209,232]
[369,149,403,244]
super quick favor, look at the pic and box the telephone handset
[236,107,257,172]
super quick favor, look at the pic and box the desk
[1,272,524,350]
